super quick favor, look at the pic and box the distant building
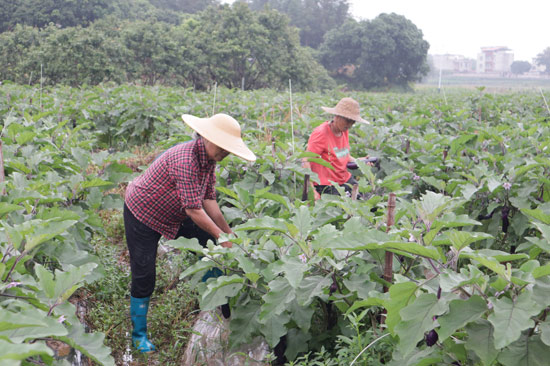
[430,54,476,72]
[476,47,514,74]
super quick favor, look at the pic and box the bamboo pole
[351,184,359,201]
[301,174,310,201]
[0,140,5,195]
[383,193,396,292]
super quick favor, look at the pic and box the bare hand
[220,241,233,248]
[314,190,321,201]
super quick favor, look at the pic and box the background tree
[246,0,351,48]
[0,0,111,32]
[510,60,531,75]
[149,0,219,13]
[318,13,429,90]
[187,2,333,90]
[536,47,550,74]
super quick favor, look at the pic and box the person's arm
[202,199,232,235]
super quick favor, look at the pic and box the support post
[383,193,396,292]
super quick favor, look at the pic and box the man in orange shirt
[303,97,369,200]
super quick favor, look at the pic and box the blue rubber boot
[200,268,231,318]
[201,267,223,282]
[130,296,156,353]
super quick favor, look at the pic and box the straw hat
[181,113,256,161]
[321,97,369,124]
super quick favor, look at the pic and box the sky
[348,0,548,61]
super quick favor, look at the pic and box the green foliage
[536,47,550,74]
[0,0,186,33]
[4,84,550,364]
[0,3,333,90]
[511,60,532,75]
[319,13,430,90]
[246,0,351,49]
[0,99,119,363]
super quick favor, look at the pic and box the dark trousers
[315,176,358,196]
[123,204,215,298]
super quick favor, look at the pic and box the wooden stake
[0,140,5,195]
[383,193,396,291]
[351,184,359,201]
[301,174,310,201]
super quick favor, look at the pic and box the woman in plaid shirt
[124,113,256,353]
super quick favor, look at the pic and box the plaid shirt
[125,138,217,239]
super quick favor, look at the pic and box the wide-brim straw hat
[181,113,256,161]
[321,97,369,124]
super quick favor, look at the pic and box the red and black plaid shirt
[125,138,217,239]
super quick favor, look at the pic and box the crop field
[2,82,550,365]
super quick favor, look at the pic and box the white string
[289,79,295,154]
[212,82,217,116]
[540,88,550,115]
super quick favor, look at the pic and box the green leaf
[0,203,24,218]
[533,222,550,242]
[313,227,441,259]
[165,237,205,254]
[284,328,312,361]
[416,191,453,225]
[437,295,487,341]
[521,208,550,225]
[487,176,501,192]
[216,186,239,200]
[461,183,479,200]
[200,275,244,311]
[446,230,493,251]
[260,278,296,320]
[394,293,447,356]
[25,220,78,251]
[0,339,53,362]
[235,217,289,233]
[229,299,262,348]
[260,312,290,348]
[35,264,56,299]
[179,260,215,279]
[53,323,115,366]
[80,178,113,189]
[384,282,418,333]
[460,249,507,277]
[296,275,331,306]
[540,322,550,346]
[0,309,67,343]
[464,319,499,365]
[439,265,487,292]
[488,293,542,349]
[421,176,445,191]
[15,131,37,145]
[293,206,312,238]
[280,256,306,289]
[498,335,550,366]
[52,263,98,303]
[256,191,289,209]
[387,347,441,366]
[306,157,335,170]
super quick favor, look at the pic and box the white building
[430,54,475,72]
[476,47,514,74]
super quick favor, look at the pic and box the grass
[83,209,200,365]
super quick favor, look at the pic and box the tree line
[0,0,432,91]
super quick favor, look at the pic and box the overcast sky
[348,0,548,61]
